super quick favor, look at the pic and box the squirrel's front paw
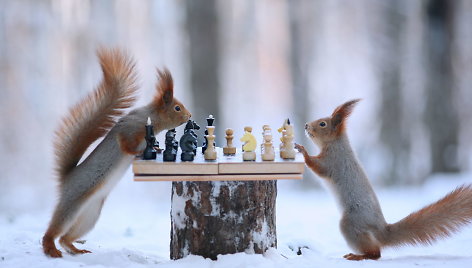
[294,143,306,153]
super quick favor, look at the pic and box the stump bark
[170,180,277,260]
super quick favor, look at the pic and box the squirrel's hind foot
[42,235,63,258]
[59,237,92,255]
[343,252,381,261]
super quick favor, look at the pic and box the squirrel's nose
[305,123,308,129]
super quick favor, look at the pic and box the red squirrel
[42,48,191,258]
[295,99,472,261]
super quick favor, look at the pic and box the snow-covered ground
[1,171,472,268]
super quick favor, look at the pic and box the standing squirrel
[42,48,191,258]
[295,99,472,261]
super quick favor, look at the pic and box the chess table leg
[170,180,277,260]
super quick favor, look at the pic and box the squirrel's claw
[294,143,305,153]
[44,247,63,258]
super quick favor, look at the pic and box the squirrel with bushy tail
[42,48,191,257]
[295,99,472,261]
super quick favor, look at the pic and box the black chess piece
[202,129,208,154]
[163,129,178,162]
[169,129,178,152]
[202,115,215,154]
[153,139,163,154]
[143,118,157,160]
[180,120,199,161]
[189,120,200,154]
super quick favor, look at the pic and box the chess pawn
[240,126,256,161]
[204,126,217,160]
[223,128,236,155]
[261,133,275,161]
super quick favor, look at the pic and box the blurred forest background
[1,0,472,212]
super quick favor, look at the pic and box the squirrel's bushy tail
[54,48,138,181]
[382,185,472,248]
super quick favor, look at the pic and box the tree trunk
[184,0,221,145]
[288,0,319,188]
[424,0,460,173]
[170,180,277,260]
[378,1,411,185]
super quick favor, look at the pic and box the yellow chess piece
[240,126,257,161]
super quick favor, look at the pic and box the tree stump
[170,180,277,260]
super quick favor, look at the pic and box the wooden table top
[133,147,305,182]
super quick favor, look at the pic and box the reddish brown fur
[54,48,138,180]
[153,68,174,109]
[43,49,191,258]
[296,144,327,176]
[331,99,360,136]
[42,234,62,258]
[117,129,146,155]
[296,99,472,261]
[383,185,472,247]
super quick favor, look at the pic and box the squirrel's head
[151,68,191,129]
[305,99,360,146]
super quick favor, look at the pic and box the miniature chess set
[132,115,305,181]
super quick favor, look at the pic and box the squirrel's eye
[175,105,181,112]
[319,121,327,127]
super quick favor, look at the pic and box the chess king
[42,48,191,257]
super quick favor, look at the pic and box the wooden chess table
[133,147,304,181]
[132,147,305,260]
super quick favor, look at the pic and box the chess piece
[163,129,178,162]
[186,120,200,154]
[261,125,275,161]
[154,140,162,154]
[180,120,198,161]
[204,126,217,160]
[143,117,157,160]
[170,129,179,152]
[202,115,215,154]
[223,128,236,155]
[278,119,289,153]
[261,125,271,151]
[202,130,207,154]
[240,126,257,161]
[280,119,296,159]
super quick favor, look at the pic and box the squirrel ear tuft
[331,99,361,131]
[154,67,174,106]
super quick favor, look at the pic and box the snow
[1,171,472,268]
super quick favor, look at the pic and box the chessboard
[133,147,305,182]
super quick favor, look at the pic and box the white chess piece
[204,126,217,160]
[280,124,296,159]
[261,130,275,161]
[223,128,236,155]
